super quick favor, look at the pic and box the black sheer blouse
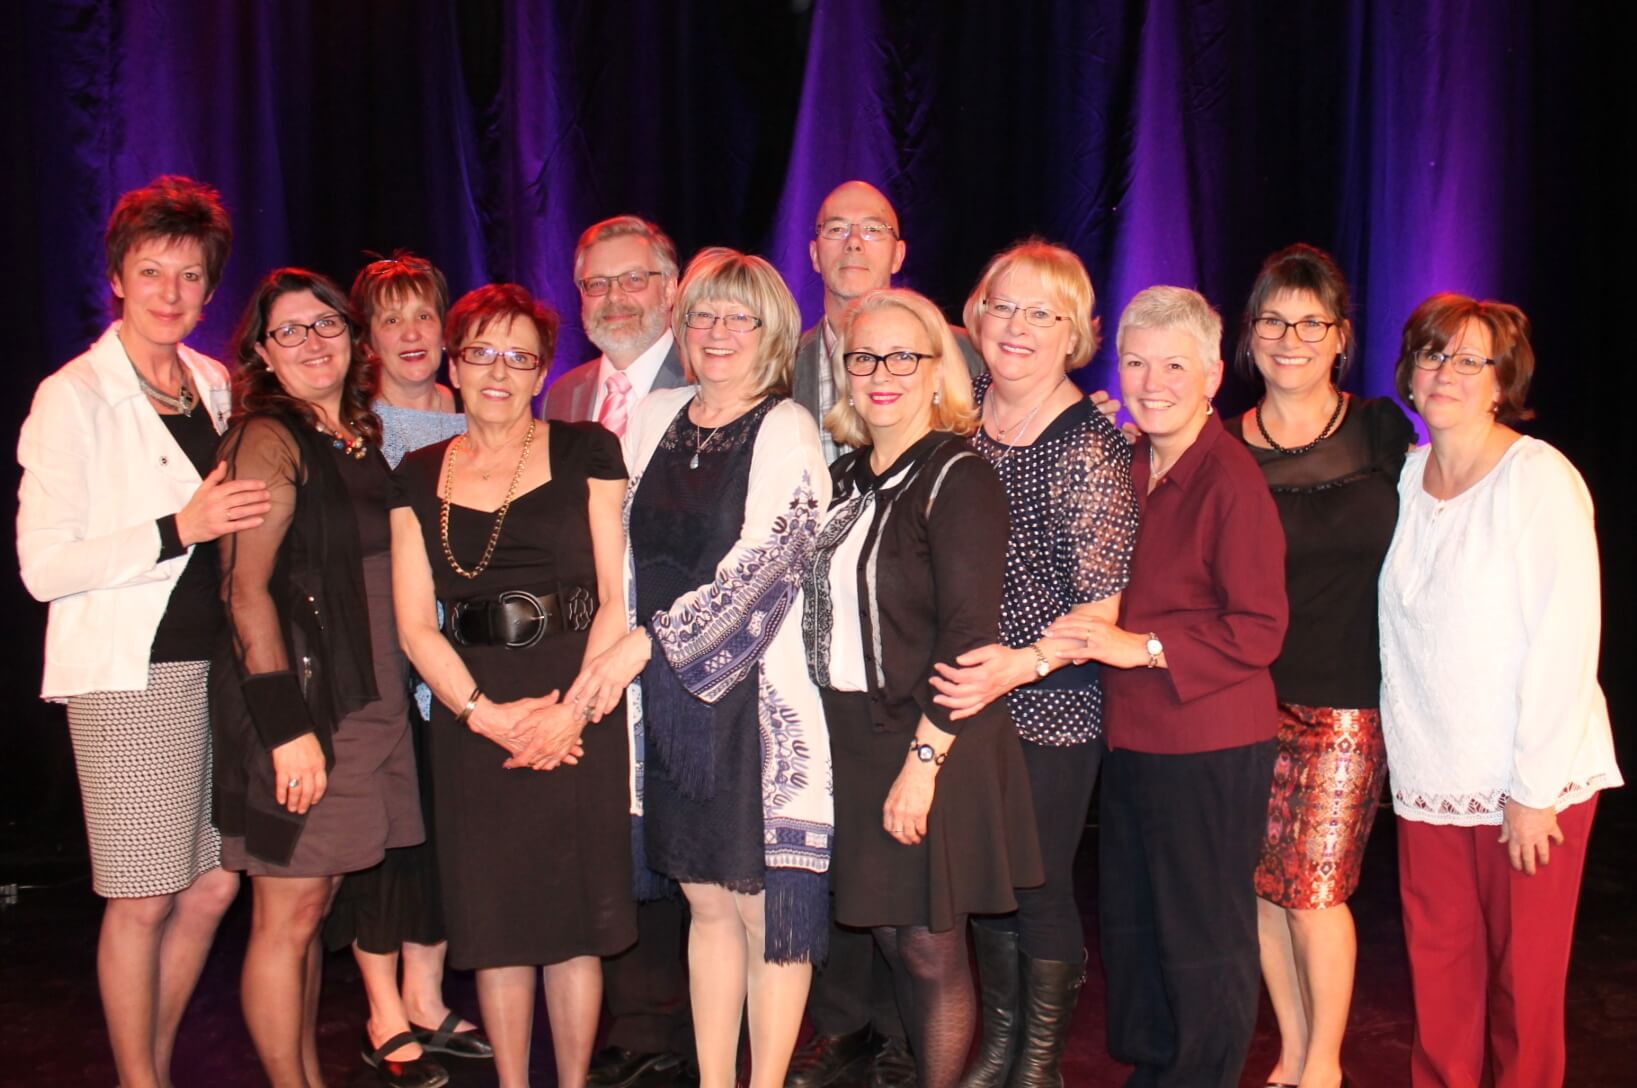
[1226,396,1415,709]
[210,411,380,862]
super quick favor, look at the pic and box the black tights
[873,921,974,1088]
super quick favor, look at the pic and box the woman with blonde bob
[927,243,1139,1086]
[802,289,1041,1088]
[571,248,833,1088]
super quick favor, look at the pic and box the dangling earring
[932,389,942,406]
[1205,399,1215,416]
[847,395,854,406]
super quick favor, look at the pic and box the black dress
[392,422,637,970]
[628,397,777,891]
[805,433,1044,931]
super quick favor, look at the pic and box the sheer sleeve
[648,402,830,704]
[918,453,1009,734]
[1056,417,1138,604]
[218,417,302,677]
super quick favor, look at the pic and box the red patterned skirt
[1254,703,1387,910]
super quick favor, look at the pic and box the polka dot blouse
[971,374,1140,745]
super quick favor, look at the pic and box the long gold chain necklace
[439,420,536,580]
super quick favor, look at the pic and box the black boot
[958,926,1022,1087]
[1003,952,1085,1088]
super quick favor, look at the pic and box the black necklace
[1255,391,1344,455]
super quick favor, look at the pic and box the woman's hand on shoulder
[929,643,1035,720]
[271,733,327,815]
[177,461,273,546]
[566,627,651,723]
[1499,799,1566,875]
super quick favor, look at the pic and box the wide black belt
[442,586,597,648]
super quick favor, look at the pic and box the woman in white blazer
[16,176,269,1088]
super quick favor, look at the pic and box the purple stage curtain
[2,3,1625,833]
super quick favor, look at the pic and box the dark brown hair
[229,268,382,444]
[349,251,451,329]
[1236,243,1353,384]
[445,283,559,366]
[1394,292,1535,424]
[104,176,233,315]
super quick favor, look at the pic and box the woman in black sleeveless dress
[391,284,636,1088]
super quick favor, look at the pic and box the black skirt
[821,689,1043,932]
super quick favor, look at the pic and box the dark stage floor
[4,792,1633,1086]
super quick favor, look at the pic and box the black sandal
[362,1028,451,1088]
[410,1011,495,1060]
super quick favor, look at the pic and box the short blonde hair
[1115,285,1223,363]
[673,247,801,398]
[962,239,1100,371]
[825,289,979,449]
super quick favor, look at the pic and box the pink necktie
[598,370,632,437]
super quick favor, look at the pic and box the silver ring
[287,777,301,789]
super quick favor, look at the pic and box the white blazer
[17,323,233,700]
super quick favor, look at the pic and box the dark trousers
[975,738,1102,961]
[602,895,693,1055]
[1099,740,1275,1088]
[806,909,906,1040]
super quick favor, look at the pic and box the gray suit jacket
[792,321,986,421]
[541,339,687,423]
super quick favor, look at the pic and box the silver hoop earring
[1205,399,1215,416]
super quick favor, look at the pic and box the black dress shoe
[588,1045,684,1088]
[867,1034,916,1088]
[361,1029,451,1088]
[784,1026,875,1087]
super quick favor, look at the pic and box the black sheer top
[1225,396,1415,708]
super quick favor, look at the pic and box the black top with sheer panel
[1225,396,1415,709]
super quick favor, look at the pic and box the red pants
[1396,797,1597,1088]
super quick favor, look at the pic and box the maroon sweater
[1102,414,1289,754]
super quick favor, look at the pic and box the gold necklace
[440,421,536,580]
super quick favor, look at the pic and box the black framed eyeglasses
[984,299,1068,328]
[814,219,897,243]
[267,314,349,347]
[682,311,763,332]
[1252,316,1339,342]
[458,344,542,371]
[843,350,935,377]
[1413,349,1494,375]
[579,269,664,297]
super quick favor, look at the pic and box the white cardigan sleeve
[1507,447,1610,809]
[16,375,171,602]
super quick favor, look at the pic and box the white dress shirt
[591,329,675,420]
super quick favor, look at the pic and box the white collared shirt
[591,329,675,420]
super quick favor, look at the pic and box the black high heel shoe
[362,1028,451,1088]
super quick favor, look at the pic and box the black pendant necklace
[1255,391,1344,456]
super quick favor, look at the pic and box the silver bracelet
[456,685,483,726]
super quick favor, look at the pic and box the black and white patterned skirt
[66,661,221,898]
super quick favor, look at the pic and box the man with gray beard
[545,215,694,1088]
[544,215,688,432]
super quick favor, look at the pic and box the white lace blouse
[1379,437,1622,825]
